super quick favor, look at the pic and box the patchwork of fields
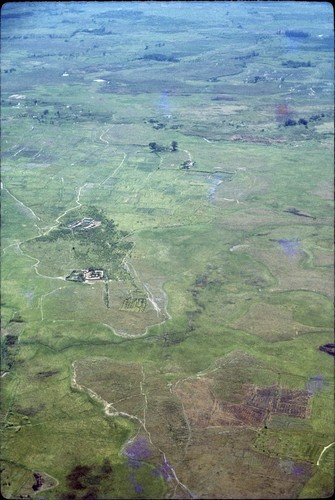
[1,2,334,499]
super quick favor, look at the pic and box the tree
[66,465,91,490]
[284,118,297,127]
[100,458,113,476]
[170,140,178,152]
[148,142,166,153]
[298,118,308,127]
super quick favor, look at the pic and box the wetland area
[1,2,334,499]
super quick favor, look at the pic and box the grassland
[1,2,334,499]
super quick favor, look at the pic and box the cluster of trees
[284,30,310,38]
[36,206,132,276]
[283,113,325,128]
[148,119,166,130]
[8,312,24,323]
[70,27,113,37]
[277,29,310,38]
[284,118,308,127]
[60,459,113,500]
[309,113,325,121]
[247,75,266,84]
[149,141,178,153]
[282,60,311,68]
[1,334,19,371]
[1,11,33,19]
[181,160,194,170]
[319,343,335,356]
[70,215,132,271]
[32,473,43,492]
[140,53,179,62]
[234,50,259,61]
[144,42,166,51]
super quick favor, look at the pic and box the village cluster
[66,268,104,283]
[67,217,101,230]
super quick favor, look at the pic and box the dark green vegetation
[25,205,132,279]
[1,2,334,499]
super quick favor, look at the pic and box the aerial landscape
[0,1,334,498]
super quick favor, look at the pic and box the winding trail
[4,135,170,325]
[100,152,127,186]
[316,441,335,466]
[223,197,240,204]
[99,126,113,145]
[71,361,194,498]
[3,181,87,283]
[143,283,161,317]
[182,149,193,162]
[102,323,148,339]
[40,287,67,321]
[44,182,87,237]
[2,184,41,220]
[123,259,169,321]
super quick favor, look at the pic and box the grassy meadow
[1,2,334,499]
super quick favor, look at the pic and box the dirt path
[71,360,194,498]
[99,126,113,145]
[100,152,127,186]
[6,181,88,281]
[182,149,193,162]
[39,287,67,321]
[3,183,41,220]
[316,441,335,466]
[143,283,161,317]
[44,182,87,235]
[102,323,148,338]
[2,180,90,325]
[124,259,169,321]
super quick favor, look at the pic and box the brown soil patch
[175,378,311,430]
[72,357,314,499]
[213,400,266,427]
[246,385,311,419]
[179,428,312,499]
[74,358,188,469]
[274,388,311,418]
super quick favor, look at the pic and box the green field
[1,2,334,499]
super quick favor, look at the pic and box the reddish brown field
[175,377,311,430]
[72,356,316,499]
